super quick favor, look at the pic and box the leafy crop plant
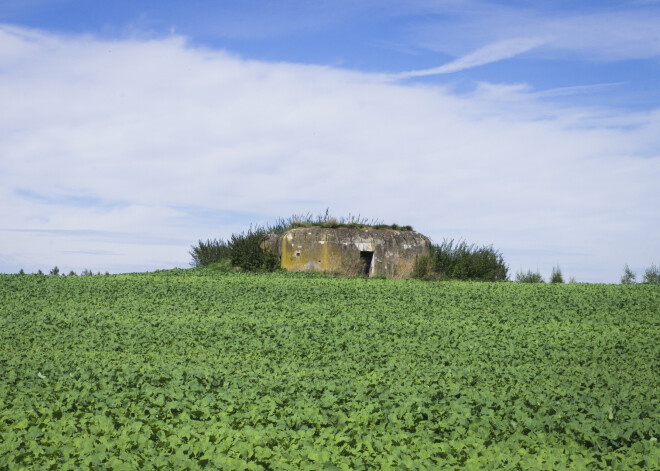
[1,270,658,469]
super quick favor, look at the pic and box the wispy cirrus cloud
[14,188,126,209]
[394,36,548,78]
[533,82,628,98]
[409,5,660,61]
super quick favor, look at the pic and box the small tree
[18,268,25,275]
[621,264,636,285]
[643,263,660,284]
[49,266,60,276]
[68,270,77,276]
[37,269,44,275]
[515,269,544,283]
[550,266,564,283]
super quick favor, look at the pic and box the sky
[1,1,659,282]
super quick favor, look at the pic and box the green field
[1,270,658,469]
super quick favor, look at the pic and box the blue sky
[1,1,659,281]
[3,0,659,107]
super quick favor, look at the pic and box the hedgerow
[414,238,509,281]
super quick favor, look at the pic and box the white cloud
[395,37,548,77]
[0,24,659,282]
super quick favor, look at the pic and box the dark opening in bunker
[359,251,374,275]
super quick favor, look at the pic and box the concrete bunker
[264,227,431,279]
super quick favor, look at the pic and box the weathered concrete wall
[266,227,430,279]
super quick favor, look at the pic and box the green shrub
[229,227,279,272]
[550,266,564,283]
[229,228,265,270]
[642,263,660,284]
[515,270,544,283]
[621,264,636,285]
[412,254,434,281]
[189,238,231,267]
[190,229,280,272]
[263,250,281,272]
[429,239,508,281]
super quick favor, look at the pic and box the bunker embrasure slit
[360,251,374,275]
